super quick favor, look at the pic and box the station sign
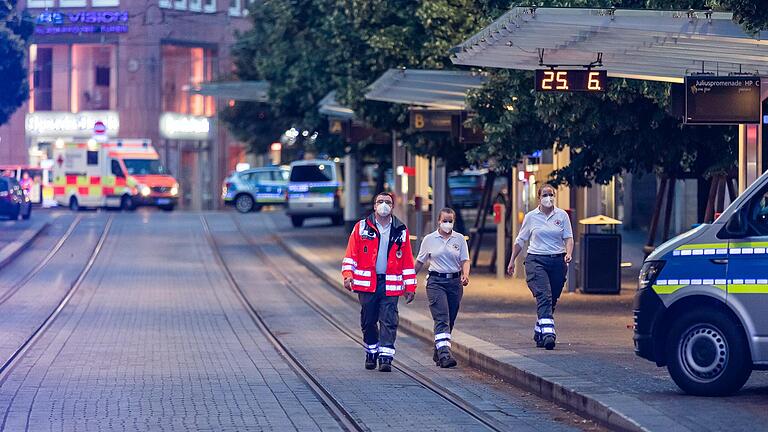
[685,76,761,124]
[535,69,606,92]
[409,110,454,132]
[159,113,211,140]
[26,111,119,138]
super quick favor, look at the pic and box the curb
[276,235,685,432]
[0,222,49,271]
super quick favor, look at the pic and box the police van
[635,169,768,395]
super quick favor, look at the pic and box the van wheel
[10,204,20,220]
[331,215,343,226]
[235,194,255,213]
[69,197,80,212]
[160,205,175,212]
[121,195,135,212]
[666,308,751,396]
[291,216,304,228]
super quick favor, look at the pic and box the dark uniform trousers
[426,276,463,348]
[358,275,399,357]
[524,254,567,319]
[524,254,567,340]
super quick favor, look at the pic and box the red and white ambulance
[52,139,179,211]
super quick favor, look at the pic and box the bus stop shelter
[364,69,486,228]
[450,7,768,192]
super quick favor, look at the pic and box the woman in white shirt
[414,208,470,368]
[507,185,573,351]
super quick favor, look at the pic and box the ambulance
[52,139,179,211]
[634,169,768,396]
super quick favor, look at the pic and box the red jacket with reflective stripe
[341,214,416,296]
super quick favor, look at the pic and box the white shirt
[515,207,573,255]
[416,230,469,274]
[375,219,391,275]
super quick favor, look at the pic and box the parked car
[286,160,343,227]
[223,166,289,213]
[0,176,32,220]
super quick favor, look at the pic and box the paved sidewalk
[272,218,768,432]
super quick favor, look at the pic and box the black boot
[543,334,556,350]
[365,353,377,370]
[433,348,439,365]
[534,333,544,348]
[378,356,392,372]
[437,347,457,368]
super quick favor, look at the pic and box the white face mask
[541,196,554,208]
[440,222,454,233]
[376,203,392,217]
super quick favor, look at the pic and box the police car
[634,170,768,396]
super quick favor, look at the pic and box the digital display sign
[535,69,607,92]
[35,10,129,35]
[685,76,761,125]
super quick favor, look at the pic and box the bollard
[494,203,506,280]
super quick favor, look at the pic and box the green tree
[222,0,337,155]
[0,0,32,126]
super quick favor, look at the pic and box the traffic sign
[93,121,106,135]
[684,76,761,124]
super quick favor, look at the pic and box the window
[747,185,768,237]
[87,151,98,165]
[229,0,241,16]
[159,0,172,7]
[273,170,289,181]
[174,0,187,10]
[290,164,334,182]
[123,159,168,176]
[91,0,120,5]
[189,0,202,11]
[60,0,87,6]
[161,45,215,116]
[72,44,116,111]
[26,0,55,7]
[0,179,7,193]
[111,160,124,177]
[32,47,53,111]
[204,0,216,13]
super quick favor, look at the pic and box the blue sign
[35,10,129,35]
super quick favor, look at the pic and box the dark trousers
[524,254,567,320]
[426,276,463,349]
[358,275,399,357]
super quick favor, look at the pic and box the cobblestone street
[0,211,603,431]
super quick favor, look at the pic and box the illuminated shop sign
[159,113,212,140]
[25,111,120,137]
[35,10,129,35]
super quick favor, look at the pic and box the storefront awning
[318,91,355,120]
[365,69,486,110]
[187,81,270,102]
[451,7,768,83]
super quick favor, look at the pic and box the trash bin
[579,215,622,294]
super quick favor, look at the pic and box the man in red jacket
[342,192,417,372]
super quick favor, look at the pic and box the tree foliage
[0,0,32,126]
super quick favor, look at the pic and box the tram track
[0,215,114,390]
[222,214,509,432]
[200,215,365,432]
[0,215,82,306]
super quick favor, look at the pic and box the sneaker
[378,356,392,372]
[365,353,377,370]
[543,334,556,350]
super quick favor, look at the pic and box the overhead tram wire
[0,214,115,431]
[199,215,365,432]
[228,215,510,432]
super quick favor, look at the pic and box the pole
[496,203,506,280]
[343,152,360,233]
[432,157,447,220]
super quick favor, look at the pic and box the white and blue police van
[634,169,768,396]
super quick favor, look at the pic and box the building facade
[0,0,253,209]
